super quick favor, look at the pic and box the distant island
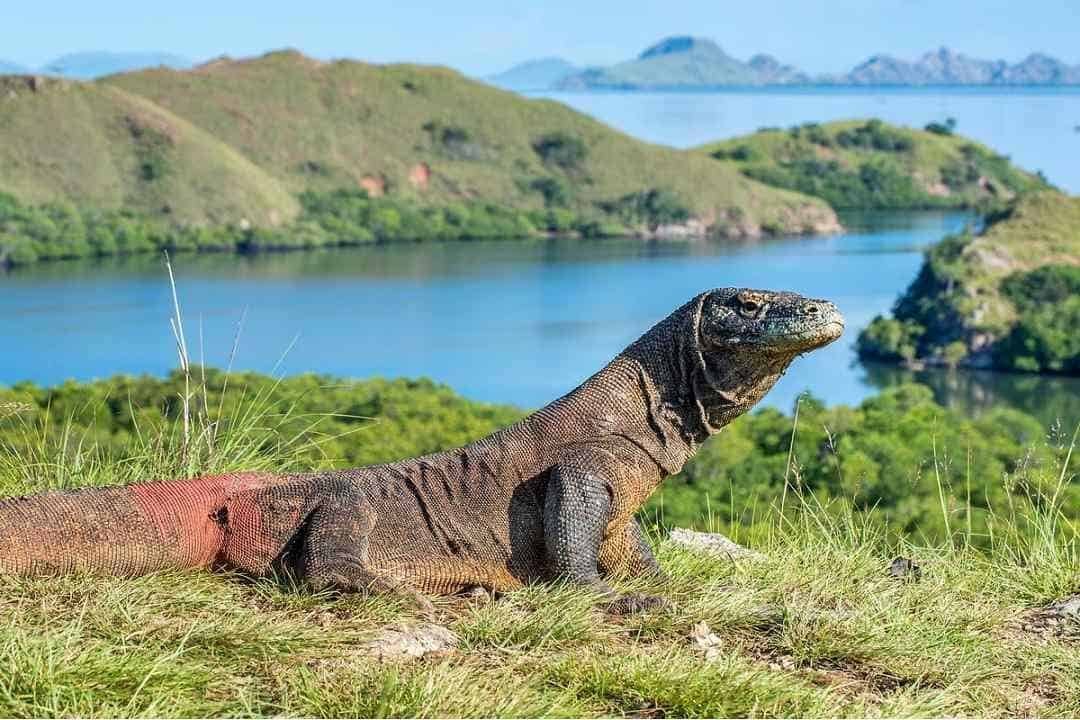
[487,36,1080,91]
[484,57,582,92]
[0,60,28,75]
[0,52,191,80]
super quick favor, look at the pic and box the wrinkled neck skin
[620,297,794,472]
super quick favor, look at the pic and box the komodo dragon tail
[0,472,274,577]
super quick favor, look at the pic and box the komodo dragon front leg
[544,450,669,613]
[599,518,665,581]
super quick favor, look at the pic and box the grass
[0,359,1076,717]
[0,76,298,227]
[0,505,1074,716]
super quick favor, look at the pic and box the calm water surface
[4,211,1077,424]
[535,87,1080,193]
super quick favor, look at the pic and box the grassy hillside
[858,191,1080,373]
[0,370,1076,716]
[0,52,843,266]
[700,119,1049,210]
[0,76,298,227]
[104,51,836,235]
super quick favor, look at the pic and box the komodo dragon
[0,288,843,612]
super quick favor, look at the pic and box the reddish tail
[0,473,272,577]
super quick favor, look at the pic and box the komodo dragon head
[626,288,845,439]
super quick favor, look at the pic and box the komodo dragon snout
[697,287,845,354]
[0,287,844,617]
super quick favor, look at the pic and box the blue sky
[4,0,1078,74]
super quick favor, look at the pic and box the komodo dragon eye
[739,299,761,315]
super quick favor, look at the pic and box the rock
[408,162,431,190]
[359,174,386,197]
[668,528,765,561]
[0,401,33,418]
[689,620,725,660]
[458,585,495,606]
[649,218,709,240]
[1048,595,1080,617]
[360,623,459,661]
[1018,594,1080,640]
[888,556,922,581]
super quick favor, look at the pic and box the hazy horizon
[4,0,1078,76]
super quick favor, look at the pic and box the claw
[604,592,674,615]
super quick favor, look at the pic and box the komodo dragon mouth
[768,309,845,353]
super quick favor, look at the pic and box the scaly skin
[0,288,843,611]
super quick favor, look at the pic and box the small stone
[361,623,459,661]
[689,620,725,660]
[669,528,765,561]
[1022,594,1080,638]
[1046,595,1080,618]
[457,585,495,607]
[888,556,922,581]
[767,656,797,671]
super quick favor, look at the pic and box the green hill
[105,51,836,233]
[0,75,298,226]
[699,119,1049,210]
[0,52,842,266]
[858,191,1080,373]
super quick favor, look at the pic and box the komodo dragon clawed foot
[604,592,673,615]
[306,562,438,618]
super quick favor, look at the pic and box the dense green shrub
[531,132,588,171]
[598,188,691,228]
[788,122,832,147]
[421,121,488,161]
[744,157,934,210]
[856,232,977,365]
[835,119,914,153]
[855,317,924,362]
[0,192,570,267]
[925,117,957,136]
[527,176,571,208]
[648,383,1073,539]
[710,144,758,162]
[1001,264,1080,308]
[995,265,1080,373]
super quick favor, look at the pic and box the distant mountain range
[0,60,28,74]
[839,47,1080,86]
[0,52,191,80]
[487,36,1080,90]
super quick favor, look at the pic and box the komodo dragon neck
[454,296,788,480]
